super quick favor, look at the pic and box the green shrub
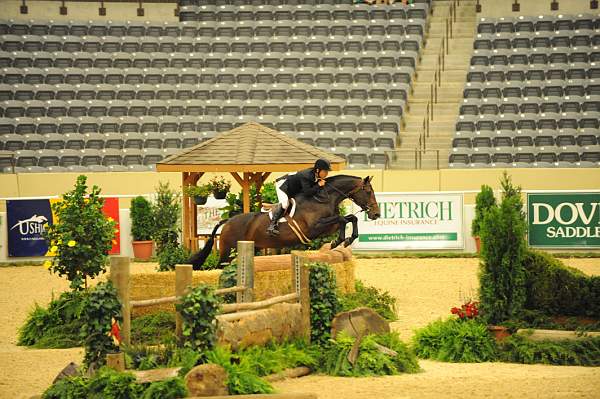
[499,333,600,366]
[43,175,117,290]
[308,262,339,345]
[81,282,122,369]
[18,290,87,348]
[141,378,187,399]
[87,368,142,399]
[152,182,181,255]
[338,280,397,321]
[479,195,527,324]
[412,318,498,363]
[130,196,154,241]
[131,311,176,345]
[42,375,89,399]
[522,250,598,318]
[218,254,238,304]
[157,244,191,272]
[471,184,496,237]
[175,284,220,351]
[320,332,420,376]
[205,346,273,395]
[239,341,317,377]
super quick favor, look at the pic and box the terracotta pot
[213,190,228,200]
[132,240,153,260]
[194,195,208,205]
[474,236,481,253]
[488,325,510,342]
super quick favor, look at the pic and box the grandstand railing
[419,0,459,155]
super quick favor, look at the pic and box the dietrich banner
[527,192,600,248]
[351,193,464,250]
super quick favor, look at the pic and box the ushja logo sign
[10,215,48,235]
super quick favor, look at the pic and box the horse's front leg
[329,215,347,249]
[343,215,359,247]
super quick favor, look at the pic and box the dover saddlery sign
[528,192,600,248]
[351,193,464,250]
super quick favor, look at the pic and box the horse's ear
[364,176,372,183]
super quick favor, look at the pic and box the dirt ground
[1,258,599,399]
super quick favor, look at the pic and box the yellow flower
[50,245,58,253]
[67,240,76,247]
[112,240,117,245]
[107,217,114,222]
[114,229,119,234]
[43,261,52,270]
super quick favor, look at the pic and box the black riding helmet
[314,158,332,171]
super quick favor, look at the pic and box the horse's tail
[189,219,227,270]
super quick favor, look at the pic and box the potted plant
[183,184,211,205]
[130,196,155,260]
[471,184,496,252]
[208,176,231,200]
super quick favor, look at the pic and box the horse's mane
[324,174,361,182]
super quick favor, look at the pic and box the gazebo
[156,122,345,251]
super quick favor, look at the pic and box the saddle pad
[264,198,297,223]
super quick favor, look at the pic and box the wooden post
[237,241,255,303]
[175,264,193,342]
[291,252,311,342]
[106,352,125,372]
[110,256,131,346]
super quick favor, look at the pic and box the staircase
[390,0,477,169]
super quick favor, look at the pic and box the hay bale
[128,252,355,316]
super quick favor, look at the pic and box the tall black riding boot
[266,205,285,236]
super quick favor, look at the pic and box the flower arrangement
[208,176,232,199]
[183,184,211,198]
[451,300,480,320]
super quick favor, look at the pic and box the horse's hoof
[330,240,340,249]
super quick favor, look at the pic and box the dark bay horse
[190,175,380,270]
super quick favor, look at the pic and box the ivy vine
[175,284,221,352]
[81,281,122,370]
[308,262,339,345]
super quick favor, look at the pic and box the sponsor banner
[7,200,52,257]
[7,198,121,257]
[528,192,600,248]
[351,193,464,250]
[196,198,228,235]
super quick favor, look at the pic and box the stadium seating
[450,14,600,168]
[0,1,430,171]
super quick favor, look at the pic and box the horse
[189,175,380,270]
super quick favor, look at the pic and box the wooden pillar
[291,252,311,342]
[182,172,202,251]
[175,264,193,342]
[182,172,191,250]
[242,172,251,213]
[236,241,255,303]
[110,256,131,346]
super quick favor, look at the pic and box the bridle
[325,179,373,214]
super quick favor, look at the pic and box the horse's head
[349,176,380,220]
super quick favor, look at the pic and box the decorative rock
[331,307,390,339]
[184,364,228,397]
[52,362,81,384]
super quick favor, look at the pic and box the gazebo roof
[156,122,345,172]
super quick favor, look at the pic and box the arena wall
[479,0,597,18]
[1,168,598,261]
[2,0,179,23]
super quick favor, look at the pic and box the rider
[266,158,332,236]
